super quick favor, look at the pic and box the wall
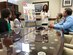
[0,0,73,18]
[0,0,7,2]
[60,0,73,15]
[17,0,24,18]
[8,0,18,4]
[31,0,61,18]
[0,0,18,4]
[17,0,61,18]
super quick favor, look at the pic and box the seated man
[49,8,73,34]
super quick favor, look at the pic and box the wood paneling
[0,2,18,20]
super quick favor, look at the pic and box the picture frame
[33,1,49,12]
[62,0,72,7]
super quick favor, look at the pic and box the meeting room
[0,0,73,55]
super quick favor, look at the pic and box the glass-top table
[0,28,64,55]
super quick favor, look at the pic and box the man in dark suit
[0,8,11,34]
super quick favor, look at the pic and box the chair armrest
[64,43,73,49]
[63,47,73,55]
[64,35,73,43]
[69,32,73,35]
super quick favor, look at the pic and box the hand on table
[49,23,54,28]
[48,21,54,28]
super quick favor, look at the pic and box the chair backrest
[64,35,73,43]
[0,38,3,49]
[68,32,73,44]
[70,37,73,44]
[3,38,13,48]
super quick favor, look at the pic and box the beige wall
[0,0,73,18]
[31,0,61,18]
[17,0,61,18]
[17,0,73,18]
[60,0,73,15]
[17,1,24,18]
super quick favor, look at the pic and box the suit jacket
[0,18,9,34]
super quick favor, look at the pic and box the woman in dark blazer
[0,8,11,34]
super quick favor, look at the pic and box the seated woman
[13,12,21,34]
[56,13,63,23]
[0,8,11,34]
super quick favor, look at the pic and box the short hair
[65,8,72,15]
[1,8,10,19]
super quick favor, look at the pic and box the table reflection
[0,28,64,55]
[13,28,64,55]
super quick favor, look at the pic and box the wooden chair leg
[7,47,13,55]
[0,43,3,50]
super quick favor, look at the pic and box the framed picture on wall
[62,0,72,7]
[33,1,49,12]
